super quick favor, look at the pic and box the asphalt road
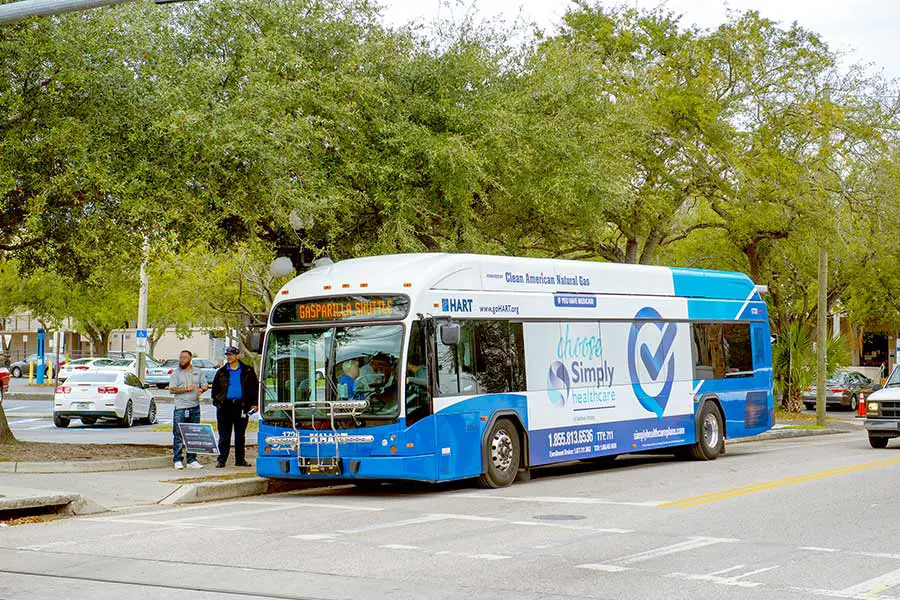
[5,432,900,599]
[3,399,256,445]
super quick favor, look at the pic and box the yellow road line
[662,457,900,509]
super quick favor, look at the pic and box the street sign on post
[135,329,148,353]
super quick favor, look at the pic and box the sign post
[136,328,148,382]
[36,328,45,385]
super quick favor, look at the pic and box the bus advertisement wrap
[522,308,695,464]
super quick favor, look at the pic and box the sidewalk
[0,461,317,517]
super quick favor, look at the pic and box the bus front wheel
[683,402,725,461]
[478,419,521,488]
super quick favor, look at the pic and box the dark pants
[173,405,201,464]
[217,402,248,465]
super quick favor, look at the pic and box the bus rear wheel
[683,402,724,461]
[478,419,520,489]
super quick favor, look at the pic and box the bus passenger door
[403,318,436,479]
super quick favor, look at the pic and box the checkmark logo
[627,307,677,419]
[640,323,677,380]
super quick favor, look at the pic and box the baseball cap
[224,346,240,355]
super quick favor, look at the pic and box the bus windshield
[261,324,403,424]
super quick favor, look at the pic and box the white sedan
[57,358,118,382]
[53,370,158,428]
[108,358,161,379]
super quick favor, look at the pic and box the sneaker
[174,461,184,470]
[215,462,225,469]
[234,461,252,467]
[187,461,203,469]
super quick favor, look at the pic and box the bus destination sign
[272,295,410,324]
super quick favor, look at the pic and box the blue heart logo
[628,307,676,418]
[547,361,570,407]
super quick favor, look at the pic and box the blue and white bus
[256,253,773,488]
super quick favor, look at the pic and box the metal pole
[136,239,149,382]
[816,247,828,427]
[0,0,132,24]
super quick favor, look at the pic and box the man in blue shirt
[211,346,259,468]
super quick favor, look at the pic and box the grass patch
[775,407,835,424]
[162,472,257,484]
[151,420,260,433]
[783,424,828,430]
[0,441,168,462]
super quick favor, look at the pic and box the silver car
[146,358,220,389]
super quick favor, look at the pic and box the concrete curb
[4,412,49,418]
[729,428,848,445]
[4,392,53,401]
[159,477,327,505]
[0,492,106,516]
[160,477,270,505]
[1,456,171,474]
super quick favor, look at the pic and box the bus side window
[474,320,511,393]
[692,322,754,379]
[406,321,432,426]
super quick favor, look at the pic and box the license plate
[299,459,342,475]
[72,403,92,410]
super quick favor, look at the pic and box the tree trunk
[744,241,761,283]
[0,403,16,444]
[787,388,804,413]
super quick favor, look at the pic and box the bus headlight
[868,401,880,415]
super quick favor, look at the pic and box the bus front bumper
[256,454,438,482]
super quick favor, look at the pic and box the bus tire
[869,435,889,449]
[478,418,520,488]
[687,402,725,461]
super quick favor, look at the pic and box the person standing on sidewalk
[211,346,259,468]
[169,350,209,470]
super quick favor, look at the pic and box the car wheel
[804,403,815,411]
[683,402,725,461]
[145,400,158,425]
[478,418,521,489]
[156,384,167,389]
[850,396,859,412]
[80,417,97,426]
[53,414,70,428]
[11,367,21,378]
[869,435,889,449]
[119,401,134,428]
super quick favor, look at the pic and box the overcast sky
[379,0,900,80]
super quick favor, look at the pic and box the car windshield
[826,373,850,386]
[885,368,900,387]
[161,360,179,367]
[66,372,119,383]
[110,360,132,367]
[262,324,403,424]
[67,359,92,366]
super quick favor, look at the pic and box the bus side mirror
[250,331,263,353]
[440,323,460,346]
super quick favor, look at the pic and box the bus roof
[276,253,759,303]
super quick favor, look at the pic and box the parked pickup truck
[864,366,900,448]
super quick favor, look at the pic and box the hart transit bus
[256,253,773,488]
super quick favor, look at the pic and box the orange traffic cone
[858,392,866,418]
